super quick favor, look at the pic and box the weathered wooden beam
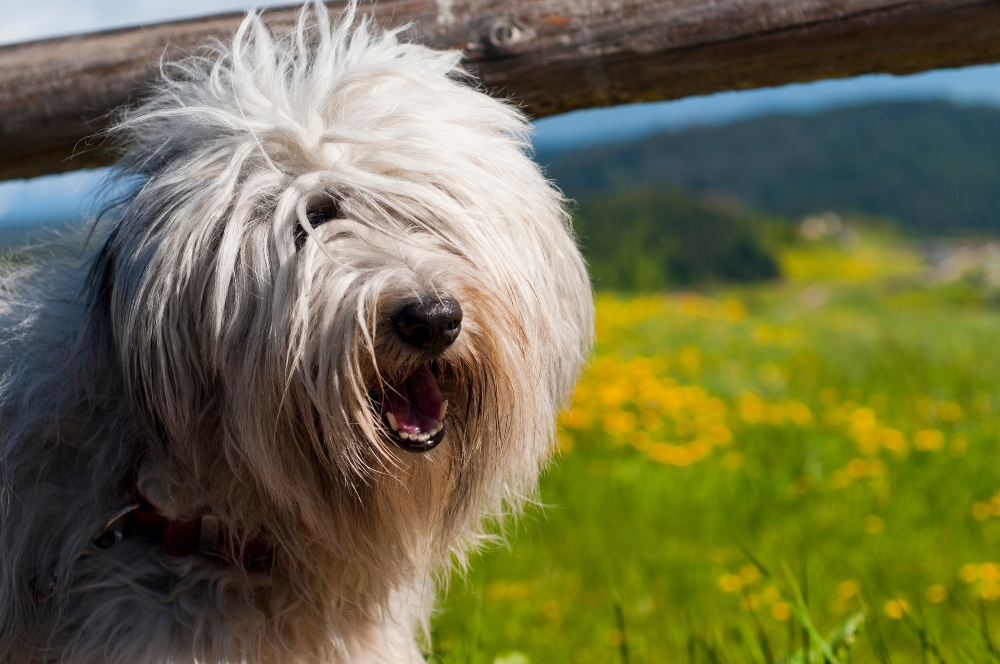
[2,0,1000,181]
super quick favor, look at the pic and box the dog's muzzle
[379,297,462,452]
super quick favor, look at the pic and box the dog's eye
[295,196,343,250]
[307,198,342,226]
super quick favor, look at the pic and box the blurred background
[9,2,1000,662]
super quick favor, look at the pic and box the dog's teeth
[439,400,448,421]
[385,412,399,431]
[399,431,410,441]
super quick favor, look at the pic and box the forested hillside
[572,188,779,290]
[542,101,1000,235]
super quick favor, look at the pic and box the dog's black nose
[392,297,463,354]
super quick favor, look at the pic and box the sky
[4,1,1000,225]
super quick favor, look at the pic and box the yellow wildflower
[846,459,870,479]
[720,300,747,320]
[761,586,781,604]
[771,602,792,621]
[878,427,908,455]
[980,563,1000,583]
[599,384,629,409]
[914,429,945,451]
[937,401,964,422]
[865,515,886,535]
[678,346,701,375]
[718,574,743,593]
[787,401,813,426]
[884,599,909,619]
[739,565,760,584]
[739,394,765,423]
[849,407,878,434]
[603,410,637,437]
[555,430,574,452]
[925,585,948,603]
[972,502,993,521]
[836,580,860,600]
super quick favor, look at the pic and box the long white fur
[0,3,593,662]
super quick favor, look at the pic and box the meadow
[432,228,1000,663]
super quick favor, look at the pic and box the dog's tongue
[382,364,443,434]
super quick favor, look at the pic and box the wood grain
[2,0,1000,180]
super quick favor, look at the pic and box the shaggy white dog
[0,2,592,662]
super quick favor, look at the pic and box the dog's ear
[83,224,123,362]
[84,213,213,449]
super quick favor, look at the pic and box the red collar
[93,490,273,570]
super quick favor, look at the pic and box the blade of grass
[466,579,484,664]
[899,598,947,664]
[780,561,841,664]
[606,566,629,664]
[980,597,998,659]
[860,594,892,664]
[801,557,810,664]
[748,606,775,664]
[735,615,768,664]
[827,612,865,660]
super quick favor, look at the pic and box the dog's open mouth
[379,362,448,453]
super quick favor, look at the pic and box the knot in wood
[486,18,527,50]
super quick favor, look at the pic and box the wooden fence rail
[3,0,1000,181]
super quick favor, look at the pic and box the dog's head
[88,2,592,572]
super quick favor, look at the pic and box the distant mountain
[572,188,779,291]
[541,101,1000,235]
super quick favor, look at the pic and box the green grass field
[431,231,1000,663]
